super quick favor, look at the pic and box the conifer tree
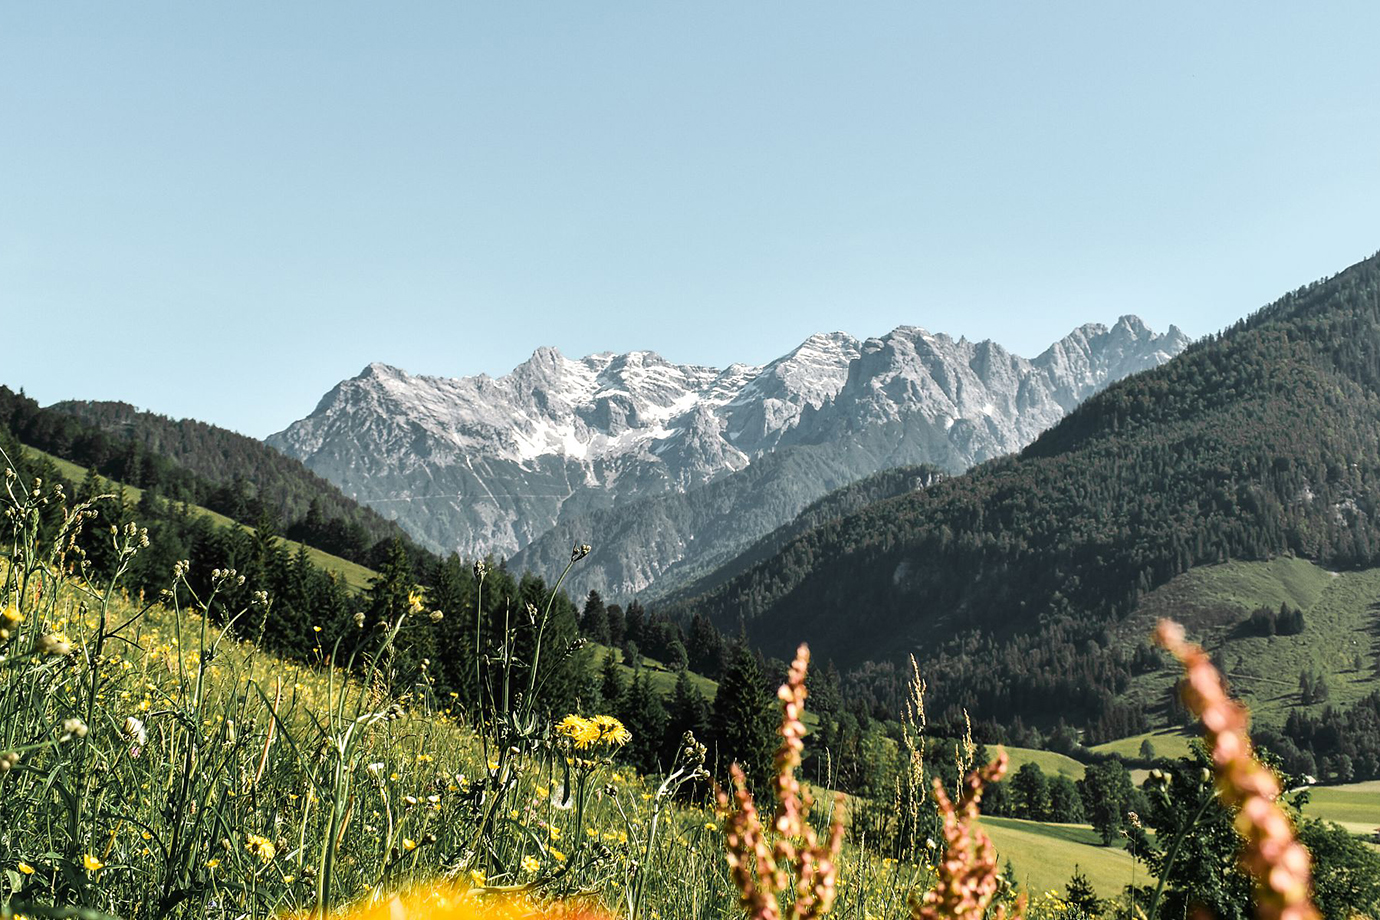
[605,603,625,649]
[622,599,645,650]
[363,538,430,676]
[663,668,712,763]
[429,553,476,703]
[581,589,610,644]
[686,612,726,678]
[1064,866,1101,918]
[618,671,668,774]
[709,643,777,790]
[599,650,625,708]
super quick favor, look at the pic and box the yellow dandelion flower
[589,714,631,747]
[206,858,221,869]
[556,714,600,749]
[245,834,276,862]
[550,847,566,862]
[521,855,539,873]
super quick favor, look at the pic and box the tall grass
[0,465,732,919]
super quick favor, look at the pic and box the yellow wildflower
[245,834,276,862]
[521,855,539,873]
[589,714,631,747]
[82,854,104,872]
[0,603,21,640]
[403,838,417,852]
[17,862,34,875]
[556,715,600,748]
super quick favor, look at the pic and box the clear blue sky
[5,4,1380,437]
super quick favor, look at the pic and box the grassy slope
[1090,729,1196,762]
[583,643,722,702]
[995,744,1087,781]
[981,817,1142,895]
[23,445,379,592]
[1299,781,1380,838]
[1111,557,1380,731]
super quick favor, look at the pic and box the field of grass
[0,530,745,918]
[1115,557,1380,729]
[1090,728,1196,763]
[586,643,721,702]
[1299,781,1380,838]
[995,744,1087,781]
[21,444,379,592]
[981,817,1143,896]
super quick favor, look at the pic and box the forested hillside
[670,250,1380,740]
[655,463,945,605]
[0,389,435,571]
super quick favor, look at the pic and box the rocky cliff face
[267,316,1187,594]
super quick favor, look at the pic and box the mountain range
[662,252,1380,735]
[267,317,1187,599]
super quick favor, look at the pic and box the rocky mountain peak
[268,317,1189,562]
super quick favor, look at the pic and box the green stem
[1145,789,1215,919]
[522,555,577,722]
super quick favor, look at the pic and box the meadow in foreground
[0,465,942,920]
[0,456,1362,920]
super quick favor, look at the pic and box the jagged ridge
[267,318,1187,583]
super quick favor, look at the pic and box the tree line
[0,387,435,572]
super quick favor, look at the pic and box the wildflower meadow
[0,452,1352,920]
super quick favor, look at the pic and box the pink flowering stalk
[910,754,1023,920]
[719,644,846,920]
[1155,619,1320,920]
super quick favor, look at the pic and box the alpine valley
[268,317,1187,600]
